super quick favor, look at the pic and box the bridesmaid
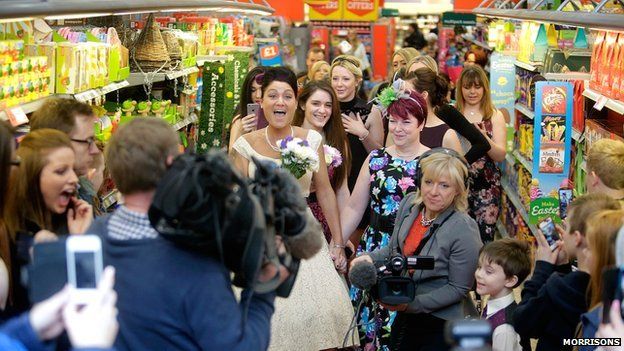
[293,81,351,244]
[228,66,267,150]
[455,65,506,243]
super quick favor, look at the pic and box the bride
[231,67,358,350]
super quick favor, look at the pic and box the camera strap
[410,209,455,256]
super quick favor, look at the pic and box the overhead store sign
[309,0,342,20]
[442,12,476,26]
[309,0,379,21]
[344,0,379,21]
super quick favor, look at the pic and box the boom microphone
[349,260,378,290]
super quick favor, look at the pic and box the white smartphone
[66,235,103,304]
[538,217,560,251]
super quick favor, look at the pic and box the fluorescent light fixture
[45,12,113,20]
[0,17,34,24]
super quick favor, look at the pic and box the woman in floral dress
[455,65,507,243]
[340,86,430,350]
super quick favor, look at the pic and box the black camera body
[375,254,434,305]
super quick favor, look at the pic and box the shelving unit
[496,220,510,238]
[512,150,533,174]
[543,72,591,81]
[515,103,535,119]
[515,60,541,72]
[501,178,539,234]
[572,128,582,142]
[127,67,200,88]
[173,113,199,131]
[73,80,130,102]
[0,97,50,121]
[583,88,624,115]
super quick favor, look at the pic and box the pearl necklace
[420,209,438,227]
[265,126,294,152]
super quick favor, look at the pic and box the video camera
[148,150,323,298]
[349,254,434,305]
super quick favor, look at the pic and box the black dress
[340,96,372,229]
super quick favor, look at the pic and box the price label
[593,96,608,111]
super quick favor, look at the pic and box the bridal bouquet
[278,136,320,179]
[323,145,343,168]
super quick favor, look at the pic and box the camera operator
[350,148,482,350]
[87,118,287,351]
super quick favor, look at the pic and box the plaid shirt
[108,205,159,240]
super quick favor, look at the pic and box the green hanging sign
[441,12,476,26]
[529,197,561,224]
[222,51,249,142]
[199,62,226,151]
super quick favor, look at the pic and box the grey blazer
[367,192,483,321]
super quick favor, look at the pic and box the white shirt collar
[486,293,515,317]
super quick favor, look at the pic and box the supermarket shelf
[463,35,493,51]
[73,80,130,102]
[513,150,533,173]
[215,46,255,52]
[514,103,535,119]
[0,0,274,21]
[543,72,591,81]
[515,60,542,72]
[173,113,198,131]
[496,219,510,238]
[196,55,229,66]
[505,153,515,165]
[127,66,200,87]
[583,88,624,115]
[0,96,50,121]
[501,178,539,235]
[473,8,624,32]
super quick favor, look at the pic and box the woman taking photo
[230,67,356,351]
[293,80,351,244]
[351,149,482,350]
[228,66,267,150]
[340,86,429,349]
[455,65,506,243]
[4,129,93,315]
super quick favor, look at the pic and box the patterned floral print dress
[466,119,502,244]
[350,148,419,351]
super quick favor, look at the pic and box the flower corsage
[323,145,343,168]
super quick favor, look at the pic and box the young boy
[512,193,621,351]
[475,238,532,351]
[586,139,624,203]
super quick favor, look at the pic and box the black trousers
[390,312,450,351]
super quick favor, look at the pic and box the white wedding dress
[232,130,358,350]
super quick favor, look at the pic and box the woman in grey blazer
[350,149,483,351]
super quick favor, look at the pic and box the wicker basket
[132,14,170,70]
[162,30,182,61]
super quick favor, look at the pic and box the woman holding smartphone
[3,129,93,317]
[228,66,267,150]
[455,65,507,243]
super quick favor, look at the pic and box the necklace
[265,126,294,152]
[420,208,438,227]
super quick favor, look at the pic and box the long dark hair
[293,81,351,190]
[233,66,267,120]
[0,121,14,216]
[405,67,449,109]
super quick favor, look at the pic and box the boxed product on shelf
[517,120,534,161]
[25,43,56,93]
[590,31,606,92]
[55,43,88,94]
[585,118,624,155]
[0,53,51,109]
[0,40,24,64]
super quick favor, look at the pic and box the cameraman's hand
[596,300,624,350]
[259,237,290,285]
[380,303,408,312]
[63,266,118,349]
[349,254,373,269]
[29,287,70,340]
[534,229,562,264]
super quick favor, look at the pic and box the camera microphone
[349,260,378,290]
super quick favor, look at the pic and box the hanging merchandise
[529,82,573,225]
[131,14,171,70]
[199,61,226,151]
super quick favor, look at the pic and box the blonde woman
[455,65,506,243]
[407,55,439,74]
[391,47,419,75]
[307,60,330,82]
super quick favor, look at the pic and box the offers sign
[308,0,342,20]
[344,0,379,21]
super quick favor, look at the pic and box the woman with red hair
[340,84,430,349]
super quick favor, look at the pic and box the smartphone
[247,103,268,130]
[66,235,103,304]
[601,267,624,323]
[559,188,573,219]
[538,217,560,251]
